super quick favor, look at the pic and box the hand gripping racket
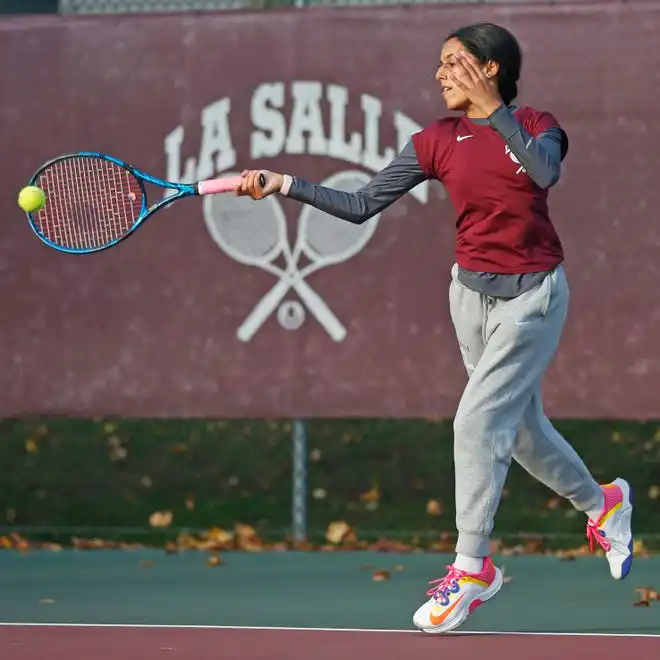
[23,152,264,253]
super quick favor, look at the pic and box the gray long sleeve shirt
[281,104,567,299]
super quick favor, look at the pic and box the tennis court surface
[1,550,659,658]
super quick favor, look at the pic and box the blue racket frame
[25,151,200,254]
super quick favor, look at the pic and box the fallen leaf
[119,542,145,551]
[360,482,381,511]
[235,524,263,552]
[372,570,391,582]
[325,521,353,545]
[425,499,443,516]
[312,488,327,500]
[523,538,544,554]
[206,553,223,567]
[41,543,62,552]
[370,538,413,553]
[109,442,128,461]
[633,586,657,607]
[72,537,118,550]
[175,533,198,550]
[557,550,577,561]
[149,511,173,528]
[24,439,39,454]
[203,527,234,549]
[636,586,659,600]
[12,533,29,553]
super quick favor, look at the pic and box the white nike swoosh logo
[456,135,473,142]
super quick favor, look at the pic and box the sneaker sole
[611,477,634,580]
[421,568,504,635]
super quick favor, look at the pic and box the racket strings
[32,157,144,250]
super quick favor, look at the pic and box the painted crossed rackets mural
[162,81,434,342]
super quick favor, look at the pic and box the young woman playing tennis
[235,22,634,633]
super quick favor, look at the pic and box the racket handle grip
[197,173,267,195]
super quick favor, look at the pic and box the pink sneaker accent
[426,557,497,606]
[586,483,623,552]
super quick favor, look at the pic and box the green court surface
[1,550,659,634]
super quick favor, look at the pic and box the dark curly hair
[446,23,522,106]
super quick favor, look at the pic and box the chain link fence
[58,0,288,11]
[57,0,559,14]
[0,0,599,16]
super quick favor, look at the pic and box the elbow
[342,199,377,224]
[337,210,371,225]
[534,166,561,190]
[355,208,379,224]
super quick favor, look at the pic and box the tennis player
[235,22,634,633]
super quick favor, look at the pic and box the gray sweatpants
[448,264,603,557]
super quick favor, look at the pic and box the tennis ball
[18,186,46,213]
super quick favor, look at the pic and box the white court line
[0,623,658,639]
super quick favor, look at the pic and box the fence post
[291,419,308,542]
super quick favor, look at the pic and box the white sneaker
[586,477,634,580]
[412,557,503,634]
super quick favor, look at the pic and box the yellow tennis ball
[18,186,46,213]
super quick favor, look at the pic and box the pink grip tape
[197,176,242,195]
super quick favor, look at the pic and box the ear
[484,60,500,79]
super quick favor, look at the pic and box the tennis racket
[23,152,265,253]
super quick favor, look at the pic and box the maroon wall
[1,2,659,419]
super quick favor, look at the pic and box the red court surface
[1,625,659,660]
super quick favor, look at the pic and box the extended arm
[279,140,428,224]
[488,105,567,189]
